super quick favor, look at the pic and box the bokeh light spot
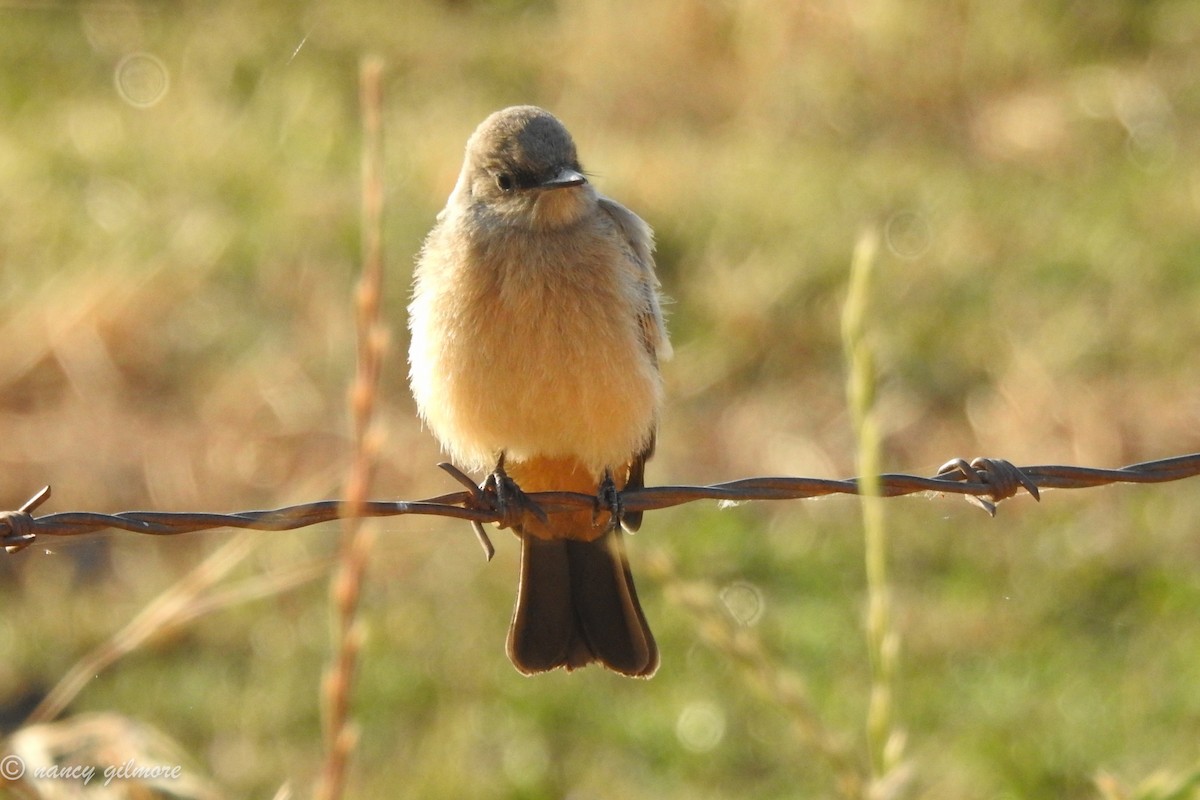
[114,52,169,108]
[676,701,726,753]
[719,580,765,627]
[884,210,931,261]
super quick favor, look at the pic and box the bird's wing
[597,196,670,532]
[597,196,672,366]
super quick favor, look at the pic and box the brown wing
[597,196,671,365]
[597,196,669,533]
[621,431,655,532]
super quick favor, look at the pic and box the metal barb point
[937,458,1039,516]
[471,521,496,562]
[21,485,52,513]
[2,485,50,553]
[437,463,499,559]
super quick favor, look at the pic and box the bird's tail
[508,529,658,677]
[503,456,658,678]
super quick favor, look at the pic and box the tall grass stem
[313,55,386,800]
[842,229,907,796]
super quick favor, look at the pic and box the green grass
[3,1,1200,798]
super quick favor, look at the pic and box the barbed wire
[3,452,1199,557]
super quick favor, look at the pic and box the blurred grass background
[2,0,1200,798]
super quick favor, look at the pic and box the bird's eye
[495,172,515,193]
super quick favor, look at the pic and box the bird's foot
[482,456,549,531]
[592,469,624,533]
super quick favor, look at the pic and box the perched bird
[408,106,671,677]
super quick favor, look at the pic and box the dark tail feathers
[507,530,658,677]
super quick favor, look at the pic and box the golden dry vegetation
[3,2,1200,798]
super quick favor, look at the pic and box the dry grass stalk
[312,55,387,800]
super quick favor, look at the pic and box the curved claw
[484,467,549,529]
[438,461,551,549]
[592,470,624,532]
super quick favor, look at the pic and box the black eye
[495,172,515,193]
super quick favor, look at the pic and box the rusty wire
[4,451,1199,557]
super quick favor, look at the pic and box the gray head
[453,106,595,230]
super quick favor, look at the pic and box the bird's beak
[539,168,587,190]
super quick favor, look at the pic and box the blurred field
[2,1,1200,798]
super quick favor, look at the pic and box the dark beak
[539,167,587,190]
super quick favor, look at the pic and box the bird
[408,105,671,677]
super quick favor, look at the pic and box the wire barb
[2,485,51,553]
[3,452,1199,550]
[936,457,1040,516]
[436,462,496,562]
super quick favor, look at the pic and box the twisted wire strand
[4,452,1200,555]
